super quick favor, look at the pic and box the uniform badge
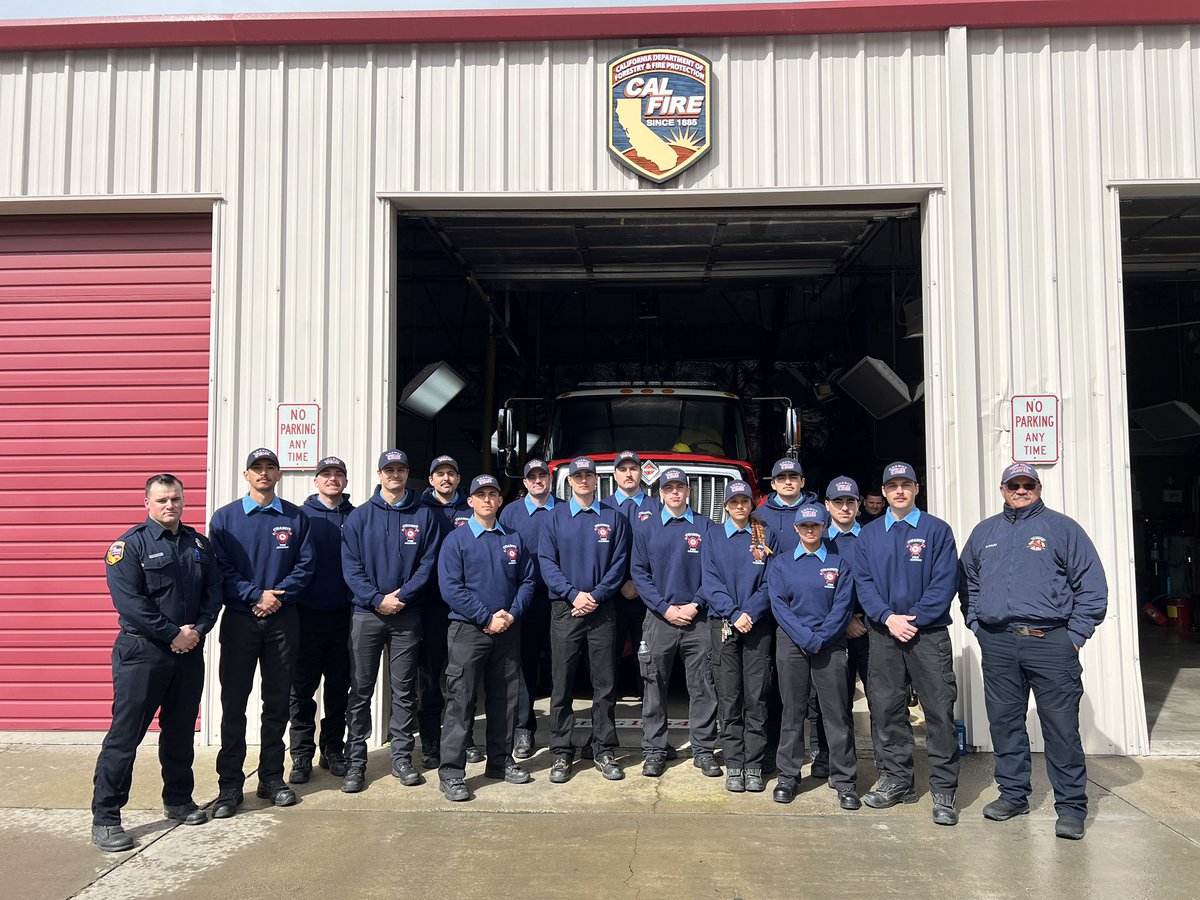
[503,544,519,565]
[105,540,125,566]
[1027,536,1047,552]
[272,525,293,548]
[685,533,702,553]
[595,523,611,543]
[403,524,419,545]
[608,48,712,183]
[637,510,654,522]
[906,538,926,562]
[454,516,469,529]
[820,567,840,588]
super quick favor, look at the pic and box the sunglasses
[1004,481,1039,492]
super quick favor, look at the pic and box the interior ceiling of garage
[1122,197,1200,275]
[414,206,920,287]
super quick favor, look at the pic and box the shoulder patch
[105,541,126,565]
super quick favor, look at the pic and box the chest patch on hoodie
[272,526,293,549]
[906,537,926,562]
[402,524,420,545]
[1027,535,1048,552]
[637,510,654,523]
[453,515,470,529]
[502,543,519,565]
[820,567,840,589]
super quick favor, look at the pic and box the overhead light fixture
[400,361,467,419]
[836,356,912,419]
[1130,401,1200,441]
[902,298,923,339]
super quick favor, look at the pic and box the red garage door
[0,215,212,730]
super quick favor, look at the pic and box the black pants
[288,606,352,761]
[866,624,960,793]
[777,633,856,789]
[417,597,450,747]
[516,588,550,735]
[978,624,1087,817]
[92,633,204,825]
[216,606,299,789]
[549,600,618,759]
[613,593,646,697]
[438,620,521,781]
[344,606,423,767]
[709,618,771,771]
[640,609,718,757]
[809,633,880,764]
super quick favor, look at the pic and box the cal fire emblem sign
[607,48,712,183]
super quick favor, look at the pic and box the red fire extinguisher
[1143,601,1169,626]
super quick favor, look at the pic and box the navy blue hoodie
[294,493,354,611]
[768,542,855,653]
[959,498,1107,647]
[538,498,631,604]
[421,486,472,535]
[697,519,779,623]
[209,495,315,615]
[631,508,713,615]
[341,487,439,614]
[854,508,958,629]
[755,490,818,554]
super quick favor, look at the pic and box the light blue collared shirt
[569,496,602,516]
[523,494,557,515]
[794,543,829,561]
[771,493,803,509]
[828,522,861,540]
[388,489,410,509]
[724,520,750,538]
[884,508,921,531]
[612,489,646,507]
[467,517,508,538]
[661,505,695,524]
[242,494,283,515]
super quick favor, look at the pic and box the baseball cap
[794,503,830,526]
[469,474,501,495]
[523,459,549,478]
[660,467,688,488]
[1001,463,1041,485]
[771,457,803,478]
[377,449,410,470]
[825,476,860,500]
[429,455,459,475]
[724,481,753,503]
[316,456,347,475]
[614,450,642,467]
[882,461,918,485]
[568,457,597,476]
[245,448,279,469]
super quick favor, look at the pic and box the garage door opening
[1122,196,1200,752]
[394,205,927,707]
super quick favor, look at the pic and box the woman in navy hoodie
[698,481,778,794]
[767,503,858,810]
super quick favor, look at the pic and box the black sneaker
[256,779,298,807]
[92,824,134,852]
[549,757,572,784]
[465,745,486,764]
[319,750,349,778]
[838,789,862,810]
[725,768,746,793]
[289,757,312,784]
[863,780,917,809]
[164,802,207,825]
[642,755,665,778]
[693,754,722,777]
[341,766,366,793]
[595,753,625,781]
[773,777,796,804]
[440,778,470,802]
[392,759,424,786]
[513,730,535,760]
[983,797,1030,821]
[212,788,243,819]
[932,791,959,826]
[744,769,765,793]
[482,764,531,784]
[1055,815,1085,840]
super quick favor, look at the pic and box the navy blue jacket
[104,518,223,645]
[854,508,958,628]
[209,496,315,615]
[498,494,560,582]
[697,521,779,623]
[341,487,440,614]
[538,499,631,604]
[959,499,1107,647]
[437,518,536,625]
[602,490,662,527]
[827,525,865,616]
[631,510,713,615]
[421,486,472,535]
[755,490,818,554]
[768,544,855,653]
[294,494,354,611]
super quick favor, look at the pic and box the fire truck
[496,385,797,522]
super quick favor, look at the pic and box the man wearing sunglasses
[960,463,1107,841]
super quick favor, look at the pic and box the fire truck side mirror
[783,405,800,450]
[497,407,515,453]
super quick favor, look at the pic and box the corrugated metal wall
[1,25,1197,750]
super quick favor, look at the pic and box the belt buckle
[1014,625,1030,636]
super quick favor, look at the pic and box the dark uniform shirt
[104,518,223,645]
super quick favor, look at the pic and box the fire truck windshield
[546,395,749,461]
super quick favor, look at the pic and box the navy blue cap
[377,449,410,470]
[881,461,918,485]
[1001,463,1041,485]
[523,458,549,478]
[794,503,830,526]
[316,456,347,475]
[771,457,803,478]
[429,455,459,475]
[245,448,279,469]
[568,457,597,476]
[613,450,642,467]
[724,480,753,503]
[659,467,688,488]
[825,476,859,500]
[469,474,501,495]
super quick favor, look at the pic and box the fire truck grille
[554,469,736,523]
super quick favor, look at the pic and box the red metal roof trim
[0,1,1196,53]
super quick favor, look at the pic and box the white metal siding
[2,25,1197,751]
